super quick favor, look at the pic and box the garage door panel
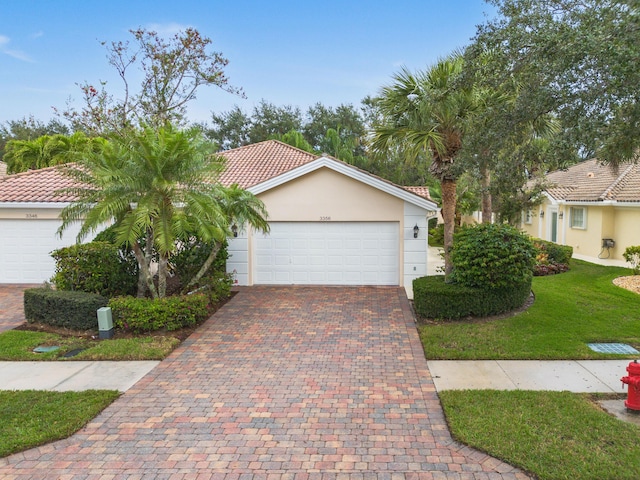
[254,222,399,285]
[0,219,83,284]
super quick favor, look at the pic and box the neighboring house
[520,158,640,266]
[0,140,438,298]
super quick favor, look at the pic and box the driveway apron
[0,286,529,479]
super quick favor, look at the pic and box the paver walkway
[0,285,34,332]
[0,286,529,479]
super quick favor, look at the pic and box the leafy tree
[372,53,479,275]
[58,125,268,299]
[247,100,303,144]
[304,103,366,153]
[0,116,69,162]
[3,132,107,173]
[208,105,252,150]
[470,0,640,164]
[60,28,242,136]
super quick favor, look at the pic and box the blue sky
[0,0,496,125]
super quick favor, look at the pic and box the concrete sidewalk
[428,359,632,392]
[0,361,159,392]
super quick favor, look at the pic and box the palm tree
[4,132,106,173]
[58,124,268,298]
[372,53,478,275]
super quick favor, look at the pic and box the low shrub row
[413,275,532,320]
[532,239,573,264]
[108,294,210,333]
[24,288,108,330]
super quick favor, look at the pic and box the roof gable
[545,159,640,203]
[249,155,437,211]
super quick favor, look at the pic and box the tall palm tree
[58,124,268,298]
[372,53,478,275]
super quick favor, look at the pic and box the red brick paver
[0,286,530,479]
[0,285,34,332]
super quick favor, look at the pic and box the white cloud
[0,34,34,62]
[144,22,191,36]
[30,31,44,39]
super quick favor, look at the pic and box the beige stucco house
[0,141,437,298]
[520,159,640,266]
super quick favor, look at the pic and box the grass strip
[440,390,640,480]
[419,260,640,359]
[0,330,179,361]
[0,390,119,458]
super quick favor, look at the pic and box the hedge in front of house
[413,275,532,320]
[51,241,137,298]
[23,288,108,330]
[532,238,573,265]
[108,294,210,333]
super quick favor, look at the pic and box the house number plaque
[25,213,38,219]
[319,216,331,221]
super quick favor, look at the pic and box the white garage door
[254,222,399,285]
[0,219,82,284]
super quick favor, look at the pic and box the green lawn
[427,260,640,479]
[440,390,640,480]
[419,260,639,359]
[0,330,179,361]
[0,390,119,458]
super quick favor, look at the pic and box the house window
[524,210,533,224]
[570,207,587,229]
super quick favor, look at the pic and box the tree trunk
[481,162,492,224]
[132,241,159,299]
[158,254,169,298]
[441,178,457,276]
[183,242,223,293]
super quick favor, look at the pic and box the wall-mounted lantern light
[231,224,238,237]
[540,211,545,219]
[559,212,564,220]
[413,224,420,238]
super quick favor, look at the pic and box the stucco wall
[258,168,404,221]
[227,167,431,297]
[522,201,640,264]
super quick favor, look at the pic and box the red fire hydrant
[621,360,640,411]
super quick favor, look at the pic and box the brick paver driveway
[0,285,35,332]
[0,286,529,479]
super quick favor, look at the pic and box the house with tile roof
[0,140,438,298]
[520,158,640,266]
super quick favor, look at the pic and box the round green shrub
[451,223,536,289]
[51,241,137,297]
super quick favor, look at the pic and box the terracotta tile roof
[219,140,319,188]
[545,158,640,202]
[0,165,79,203]
[0,140,434,206]
[403,186,432,201]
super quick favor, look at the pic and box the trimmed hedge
[23,288,108,330]
[109,294,210,333]
[413,275,532,320]
[51,241,137,297]
[532,238,573,264]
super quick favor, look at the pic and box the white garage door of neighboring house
[254,222,399,285]
[0,219,82,284]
